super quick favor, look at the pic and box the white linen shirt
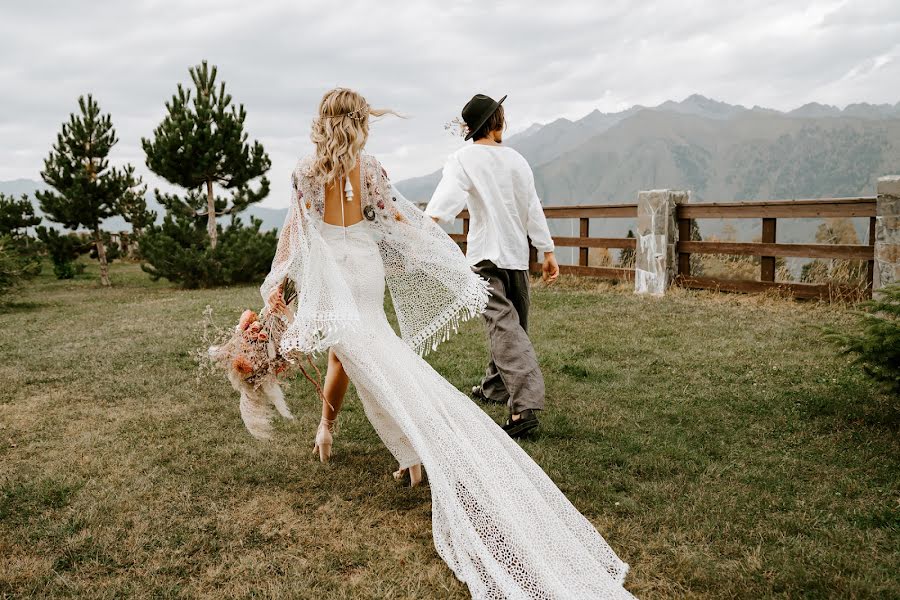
[425,144,555,271]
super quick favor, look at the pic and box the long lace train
[321,221,634,599]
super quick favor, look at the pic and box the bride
[260,87,634,599]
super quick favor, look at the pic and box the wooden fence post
[760,218,777,282]
[579,218,589,266]
[677,212,691,278]
[867,215,876,294]
[874,176,900,297]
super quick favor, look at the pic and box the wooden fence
[451,196,878,300]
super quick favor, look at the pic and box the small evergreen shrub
[0,235,42,296]
[140,216,277,289]
[826,284,900,395]
[35,227,90,279]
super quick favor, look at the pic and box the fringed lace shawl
[260,154,489,357]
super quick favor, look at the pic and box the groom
[426,93,558,438]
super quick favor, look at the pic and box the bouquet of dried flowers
[207,279,325,440]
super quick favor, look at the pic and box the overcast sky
[1,0,899,207]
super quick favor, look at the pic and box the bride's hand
[267,285,287,314]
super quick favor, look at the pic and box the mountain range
[4,94,898,249]
[396,94,900,204]
[394,94,900,249]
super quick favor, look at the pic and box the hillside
[532,111,900,204]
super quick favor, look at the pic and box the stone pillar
[634,189,690,296]
[874,176,900,296]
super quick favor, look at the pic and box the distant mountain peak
[682,93,734,107]
[788,102,842,118]
[653,94,748,120]
[799,101,838,109]
[517,122,545,138]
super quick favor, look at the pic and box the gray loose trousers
[473,260,546,414]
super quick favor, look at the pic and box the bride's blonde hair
[310,88,396,184]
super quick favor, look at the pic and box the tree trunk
[94,226,110,287]
[206,179,217,249]
[130,228,141,259]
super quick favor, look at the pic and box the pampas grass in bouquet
[207,278,325,440]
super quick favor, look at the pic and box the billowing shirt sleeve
[524,167,555,254]
[426,154,471,224]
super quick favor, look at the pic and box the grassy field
[1,260,897,599]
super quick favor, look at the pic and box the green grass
[1,260,897,599]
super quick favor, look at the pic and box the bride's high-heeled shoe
[392,463,423,487]
[312,417,335,463]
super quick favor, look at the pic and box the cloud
[1,0,897,207]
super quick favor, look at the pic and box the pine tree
[0,193,42,293]
[36,95,141,286]
[117,165,154,237]
[142,61,270,248]
[0,193,41,238]
[0,236,41,296]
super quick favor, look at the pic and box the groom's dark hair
[471,105,506,141]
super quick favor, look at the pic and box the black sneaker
[502,409,539,438]
[471,385,506,405]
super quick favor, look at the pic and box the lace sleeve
[260,172,302,312]
[369,157,490,355]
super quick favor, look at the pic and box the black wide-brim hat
[462,93,507,141]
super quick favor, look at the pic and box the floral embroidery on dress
[294,158,325,216]
[360,155,407,225]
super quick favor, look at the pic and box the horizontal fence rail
[451,196,877,300]
[677,241,872,260]
[679,197,876,219]
[675,197,875,300]
[454,203,640,282]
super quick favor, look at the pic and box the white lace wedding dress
[261,155,634,599]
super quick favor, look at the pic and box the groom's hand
[542,252,559,284]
